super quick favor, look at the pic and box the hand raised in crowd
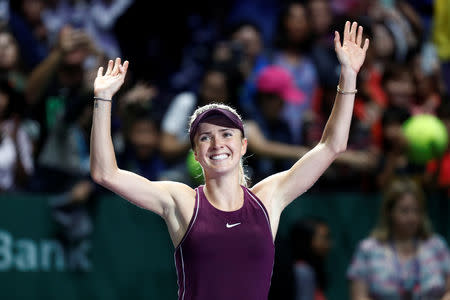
[334,21,369,75]
[94,58,129,99]
[58,26,90,53]
[57,26,101,57]
[120,82,158,105]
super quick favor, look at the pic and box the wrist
[339,65,357,87]
[336,84,357,94]
[94,91,113,99]
[340,66,358,78]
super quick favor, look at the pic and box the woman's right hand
[94,58,129,99]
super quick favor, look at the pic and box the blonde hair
[188,103,250,187]
[371,177,432,242]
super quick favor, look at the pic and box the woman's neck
[203,174,243,211]
[391,231,417,255]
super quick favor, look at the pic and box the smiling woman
[188,104,249,187]
[89,20,369,300]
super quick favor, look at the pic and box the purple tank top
[174,185,275,300]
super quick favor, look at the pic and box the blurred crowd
[1,0,448,197]
[1,0,449,296]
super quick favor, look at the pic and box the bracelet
[93,96,112,102]
[336,85,357,95]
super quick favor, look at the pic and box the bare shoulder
[159,180,195,194]
[249,175,287,240]
[250,172,287,205]
[161,181,197,220]
[159,181,196,207]
[161,182,198,246]
[249,183,270,203]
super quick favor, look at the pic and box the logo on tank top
[226,222,241,228]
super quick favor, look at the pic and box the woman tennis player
[90,21,369,300]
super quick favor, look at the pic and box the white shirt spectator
[0,120,34,190]
[161,92,197,143]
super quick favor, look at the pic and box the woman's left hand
[94,58,129,99]
[334,21,369,75]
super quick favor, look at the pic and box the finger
[334,31,341,49]
[97,66,103,77]
[356,25,363,46]
[123,60,129,74]
[105,60,113,75]
[343,21,350,41]
[362,38,370,52]
[112,57,121,76]
[350,22,358,42]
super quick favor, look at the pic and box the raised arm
[253,21,369,212]
[90,58,192,218]
[26,27,92,105]
[25,38,64,105]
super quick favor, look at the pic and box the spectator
[270,1,319,143]
[8,0,49,69]
[348,177,450,300]
[228,21,269,118]
[368,63,415,149]
[0,28,28,92]
[426,98,450,198]
[371,20,398,68]
[117,83,165,181]
[290,217,331,300]
[352,19,387,143]
[244,65,309,182]
[381,63,416,112]
[228,21,264,80]
[0,79,34,191]
[368,1,423,63]
[375,106,421,189]
[25,25,103,155]
[307,0,341,89]
[240,1,319,144]
[410,51,442,115]
[209,40,246,107]
[226,0,279,45]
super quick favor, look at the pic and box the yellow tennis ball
[186,150,204,184]
[403,114,448,164]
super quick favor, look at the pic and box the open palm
[94,58,129,98]
[334,21,369,74]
